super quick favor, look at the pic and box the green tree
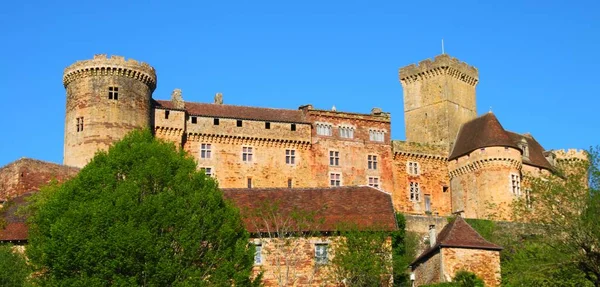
[0,245,30,287]
[329,225,393,286]
[507,147,600,286]
[391,213,418,286]
[26,129,259,286]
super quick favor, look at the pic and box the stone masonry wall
[449,147,522,219]
[413,252,442,286]
[0,158,79,201]
[442,248,501,287]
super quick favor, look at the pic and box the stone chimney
[428,225,436,247]
[214,93,223,104]
[171,89,184,109]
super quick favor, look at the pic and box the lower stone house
[223,186,398,286]
[410,216,502,286]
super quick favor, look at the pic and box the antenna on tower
[441,39,445,54]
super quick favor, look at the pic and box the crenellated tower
[399,54,479,150]
[63,54,157,167]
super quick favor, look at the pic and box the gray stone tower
[399,54,479,150]
[62,54,157,168]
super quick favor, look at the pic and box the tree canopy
[0,245,29,287]
[26,129,259,286]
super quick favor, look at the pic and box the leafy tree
[391,213,418,286]
[0,244,30,287]
[421,271,484,287]
[508,147,600,286]
[26,129,259,286]
[329,225,393,286]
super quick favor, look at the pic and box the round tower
[63,54,157,168]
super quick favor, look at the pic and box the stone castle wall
[63,55,156,168]
[0,158,79,201]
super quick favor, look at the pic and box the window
[329,151,339,166]
[247,178,253,188]
[407,162,420,175]
[200,167,213,177]
[191,116,197,124]
[237,120,243,127]
[369,130,385,142]
[425,195,431,212]
[285,149,296,165]
[339,126,354,139]
[165,110,170,119]
[254,243,263,265]
[330,173,341,186]
[410,182,420,202]
[315,244,328,264]
[443,186,449,193]
[368,155,378,170]
[213,118,220,125]
[242,147,253,162]
[108,86,119,100]
[368,177,380,188]
[511,173,521,196]
[287,178,293,188]
[76,117,84,132]
[265,122,271,129]
[200,143,212,159]
[316,123,333,136]
[291,124,296,131]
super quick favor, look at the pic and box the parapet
[392,140,448,159]
[552,149,588,162]
[399,54,479,86]
[63,54,157,91]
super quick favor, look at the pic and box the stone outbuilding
[410,216,502,286]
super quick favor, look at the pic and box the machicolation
[63,54,157,91]
[399,54,479,86]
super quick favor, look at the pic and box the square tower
[399,54,478,150]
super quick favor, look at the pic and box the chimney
[428,225,436,247]
[171,89,184,109]
[214,93,223,104]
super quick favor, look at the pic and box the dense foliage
[26,130,259,286]
[391,213,418,286]
[0,245,29,287]
[421,271,484,287]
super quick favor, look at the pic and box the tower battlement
[399,54,478,86]
[553,149,588,162]
[63,54,157,91]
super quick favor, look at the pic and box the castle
[0,53,587,286]
[1,53,585,220]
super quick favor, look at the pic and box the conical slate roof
[449,112,520,160]
[412,217,503,265]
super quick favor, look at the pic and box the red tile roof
[449,113,520,160]
[222,186,397,233]
[0,193,31,242]
[154,100,309,123]
[506,131,554,171]
[412,217,502,265]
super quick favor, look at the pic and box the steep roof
[0,193,31,242]
[154,100,309,124]
[412,217,503,266]
[449,112,520,160]
[222,186,397,233]
[506,131,554,171]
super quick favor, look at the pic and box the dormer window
[519,139,529,158]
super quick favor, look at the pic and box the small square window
[315,244,328,264]
[329,151,340,166]
[191,116,197,124]
[254,243,263,265]
[237,120,243,127]
[200,143,212,159]
[291,124,296,131]
[407,162,420,175]
[165,110,170,119]
[242,146,253,162]
[368,155,378,170]
[200,167,213,177]
[330,173,341,187]
[368,177,380,188]
[265,122,271,129]
[286,149,296,165]
[214,118,220,125]
[108,86,119,100]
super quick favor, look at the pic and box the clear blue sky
[1,0,598,167]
